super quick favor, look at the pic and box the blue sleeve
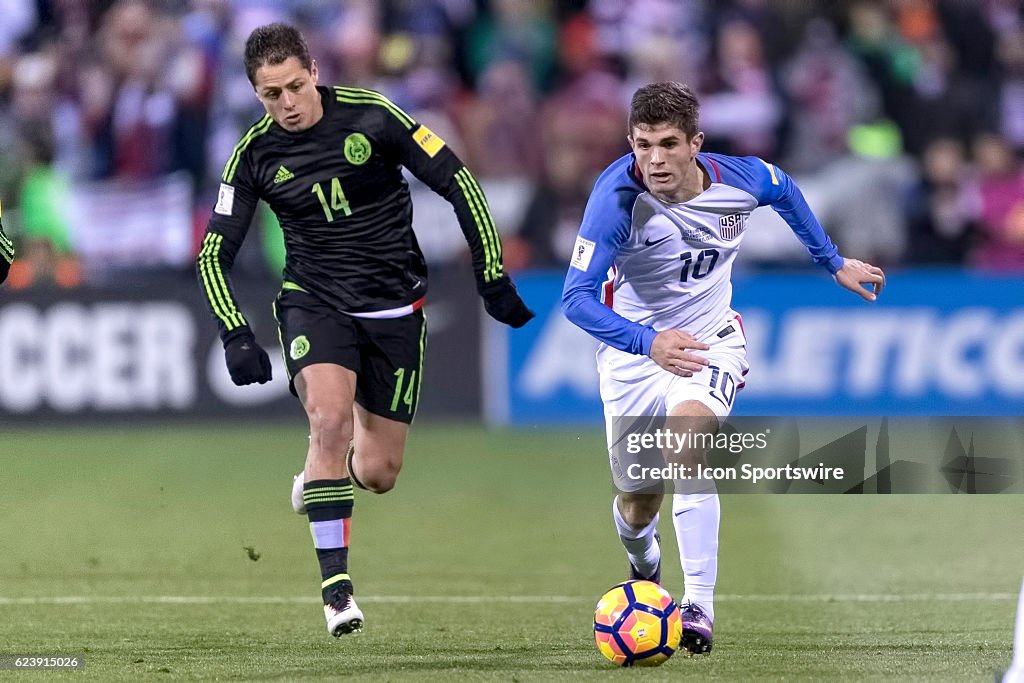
[561,156,658,356]
[706,153,845,274]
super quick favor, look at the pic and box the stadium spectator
[454,58,542,180]
[511,92,609,269]
[780,18,881,173]
[970,132,1024,271]
[3,50,79,287]
[699,18,783,159]
[796,121,916,267]
[463,0,558,93]
[905,136,976,265]
[995,25,1024,148]
[78,0,178,180]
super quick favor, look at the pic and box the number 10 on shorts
[391,368,417,414]
[707,364,736,410]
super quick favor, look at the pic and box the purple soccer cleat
[627,532,661,585]
[679,601,714,655]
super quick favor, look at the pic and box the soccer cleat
[627,532,662,586]
[291,471,306,514]
[679,601,714,655]
[324,586,364,636]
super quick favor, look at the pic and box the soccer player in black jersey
[0,200,13,284]
[196,23,534,637]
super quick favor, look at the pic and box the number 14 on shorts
[391,368,417,414]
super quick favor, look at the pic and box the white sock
[672,492,720,622]
[612,497,660,579]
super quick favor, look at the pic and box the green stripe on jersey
[0,234,13,263]
[455,168,503,283]
[222,115,273,183]
[334,87,415,129]
[198,233,246,330]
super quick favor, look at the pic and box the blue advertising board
[487,270,1024,425]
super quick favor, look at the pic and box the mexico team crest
[344,133,371,165]
[290,335,310,360]
[719,213,748,240]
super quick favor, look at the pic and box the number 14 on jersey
[311,177,352,222]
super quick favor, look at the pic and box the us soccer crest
[719,213,748,240]
[344,133,371,165]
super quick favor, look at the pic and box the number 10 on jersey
[311,177,352,222]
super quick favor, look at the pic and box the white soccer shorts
[599,315,748,493]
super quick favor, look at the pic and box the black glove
[480,275,535,328]
[0,258,9,285]
[224,330,273,385]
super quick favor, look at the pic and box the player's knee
[358,458,401,494]
[306,404,354,445]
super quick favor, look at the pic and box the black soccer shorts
[273,288,427,424]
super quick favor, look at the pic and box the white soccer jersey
[609,182,757,344]
[563,152,844,365]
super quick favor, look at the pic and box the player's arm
[196,154,272,386]
[731,155,885,301]
[0,201,13,284]
[378,103,533,327]
[561,170,709,376]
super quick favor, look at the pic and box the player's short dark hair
[243,23,312,85]
[628,82,700,139]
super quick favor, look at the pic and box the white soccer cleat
[291,471,306,514]
[324,591,364,636]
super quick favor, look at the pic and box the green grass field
[1,423,1021,680]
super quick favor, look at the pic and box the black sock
[303,478,354,601]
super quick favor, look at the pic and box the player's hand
[649,330,710,377]
[480,275,535,328]
[224,331,273,385]
[835,259,885,302]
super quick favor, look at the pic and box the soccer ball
[594,580,682,666]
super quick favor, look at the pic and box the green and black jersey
[198,85,505,342]
[0,200,13,283]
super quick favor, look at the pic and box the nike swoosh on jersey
[644,234,673,247]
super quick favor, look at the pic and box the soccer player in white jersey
[561,82,885,655]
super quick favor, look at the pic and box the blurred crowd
[0,0,1022,287]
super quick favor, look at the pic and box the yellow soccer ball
[594,580,682,666]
